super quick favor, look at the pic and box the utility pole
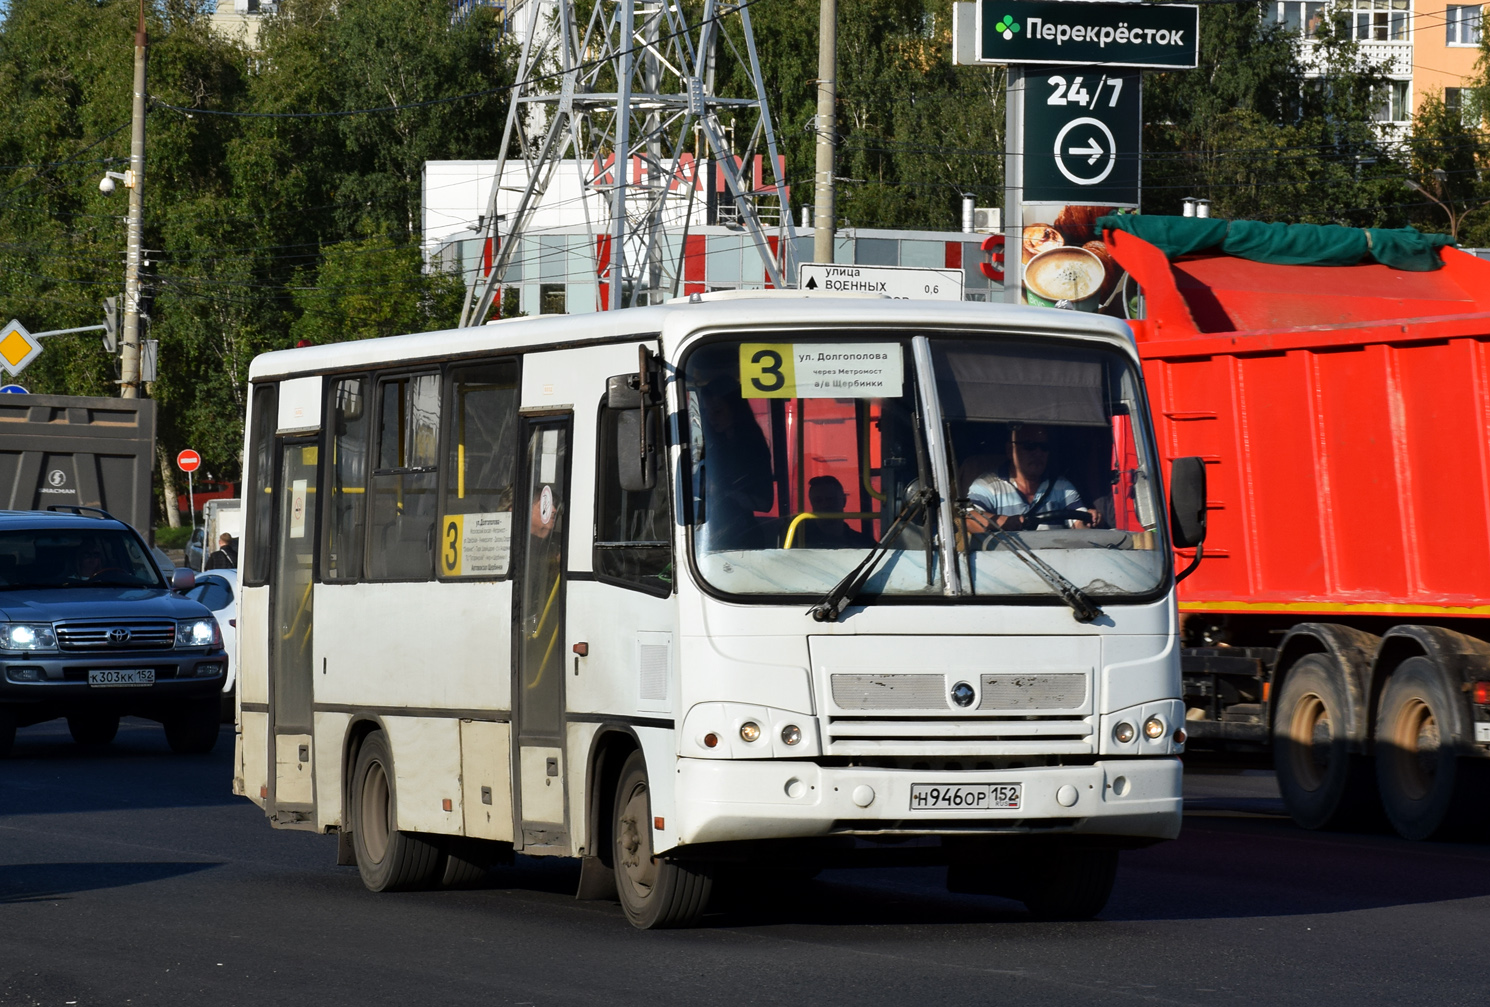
[120,0,148,399]
[812,0,836,264]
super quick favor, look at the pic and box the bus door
[512,415,571,850]
[512,414,569,852]
[268,437,319,822]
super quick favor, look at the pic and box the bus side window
[438,360,519,579]
[243,382,278,587]
[367,373,440,581]
[324,376,369,582]
[594,404,672,595]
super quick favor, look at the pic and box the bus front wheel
[612,750,712,929]
[350,731,442,892]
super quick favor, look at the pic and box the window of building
[1351,0,1409,40]
[1447,4,1483,44]
[1275,2,1326,36]
[367,373,440,580]
[439,361,519,579]
[323,376,369,582]
[540,283,567,314]
[243,382,278,586]
[1445,87,1465,119]
[1372,79,1411,121]
[594,405,672,595]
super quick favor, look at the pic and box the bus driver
[963,424,1100,533]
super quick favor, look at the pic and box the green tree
[289,235,465,344]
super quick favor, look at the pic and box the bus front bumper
[672,757,1182,847]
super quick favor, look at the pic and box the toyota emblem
[950,681,976,707]
[107,627,131,644]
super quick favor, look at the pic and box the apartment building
[1271,0,1482,127]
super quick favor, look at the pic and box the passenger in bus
[697,377,773,551]
[963,424,1100,532]
[797,476,876,549]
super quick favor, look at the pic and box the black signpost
[1023,66,1141,205]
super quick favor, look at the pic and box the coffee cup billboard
[1019,204,1122,314]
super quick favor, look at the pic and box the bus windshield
[682,332,1168,603]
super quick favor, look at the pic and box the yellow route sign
[0,320,42,377]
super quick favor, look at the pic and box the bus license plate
[88,668,155,688]
[909,783,1021,811]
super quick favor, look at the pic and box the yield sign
[0,319,42,377]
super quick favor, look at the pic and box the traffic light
[102,296,118,353]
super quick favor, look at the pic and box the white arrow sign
[1052,117,1117,186]
[798,263,964,301]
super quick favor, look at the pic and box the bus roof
[247,296,1140,381]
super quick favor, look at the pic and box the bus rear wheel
[612,750,711,929]
[350,731,442,892]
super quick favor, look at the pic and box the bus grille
[56,621,176,650]
[824,715,1094,757]
[829,672,1089,713]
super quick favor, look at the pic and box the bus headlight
[0,623,57,652]
[1112,721,1136,744]
[781,724,802,746]
[739,721,761,743]
[176,618,222,649]
[1143,716,1166,740]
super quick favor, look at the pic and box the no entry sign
[177,449,202,473]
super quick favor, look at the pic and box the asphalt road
[4,719,1489,1007]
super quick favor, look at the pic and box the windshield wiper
[809,486,935,623]
[976,519,1105,623]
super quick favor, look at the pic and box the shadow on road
[2,718,239,815]
[0,862,223,904]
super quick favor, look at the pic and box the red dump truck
[1101,222,1490,841]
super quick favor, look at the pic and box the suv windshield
[0,527,164,590]
[682,332,1167,603]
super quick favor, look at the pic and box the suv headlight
[176,618,222,649]
[0,623,57,652]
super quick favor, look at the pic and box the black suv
[0,508,228,756]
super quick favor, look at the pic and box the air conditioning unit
[972,207,1001,233]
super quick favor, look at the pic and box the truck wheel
[350,731,441,892]
[0,706,15,757]
[1374,656,1484,840]
[163,700,221,754]
[612,750,712,929]
[1020,849,1119,921]
[1273,654,1374,830]
[67,711,120,746]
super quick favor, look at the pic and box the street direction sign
[975,0,1199,69]
[1023,67,1141,205]
[0,319,43,378]
[176,449,202,473]
[798,263,964,300]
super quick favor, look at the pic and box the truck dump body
[1108,229,1490,619]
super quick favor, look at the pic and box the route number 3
[442,515,463,576]
[1048,75,1122,109]
[738,343,798,398]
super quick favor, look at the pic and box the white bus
[233,294,1205,928]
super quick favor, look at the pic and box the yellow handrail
[528,571,563,642]
[783,511,877,549]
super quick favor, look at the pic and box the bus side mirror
[606,373,642,410]
[1169,456,1207,549]
[617,408,659,492]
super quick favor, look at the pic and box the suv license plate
[910,783,1022,811]
[88,668,155,688]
